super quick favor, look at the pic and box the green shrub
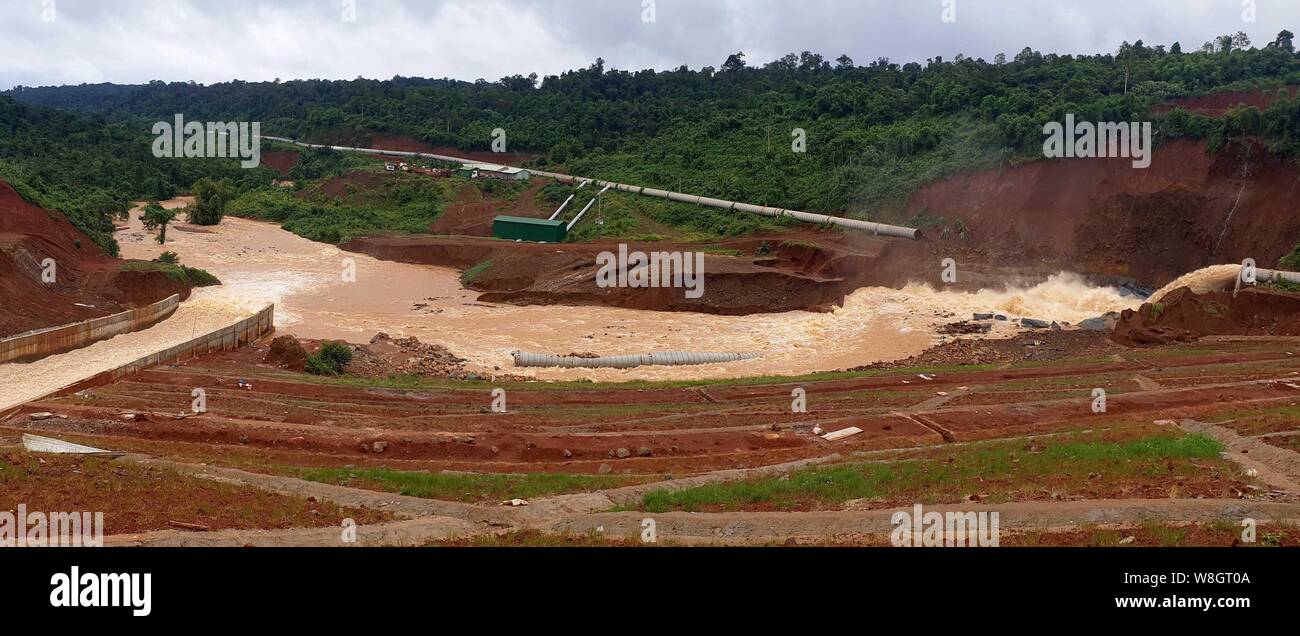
[1280,243,1300,271]
[306,341,353,376]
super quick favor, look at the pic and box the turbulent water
[1149,264,1244,303]
[110,202,1145,380]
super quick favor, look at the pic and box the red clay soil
[1112,286,1300,346]
[1151,87,1298,117]
[872,138,1300,292]
[0,448,388,534]
[260,150,301,176]
[8,337,1300,479]
[429,183,548,236]
[0,181,190,337]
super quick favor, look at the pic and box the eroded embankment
[342,234,860,315]
[874,138,1300,291]
[0,181,191,337]
[1114,286,1300,346]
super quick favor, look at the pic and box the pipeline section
[260,136,921,240]
[513,351,758,369]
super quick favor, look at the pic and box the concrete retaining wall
[48,304,276,403]
[0,294,181,364]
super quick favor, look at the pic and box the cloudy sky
[2,0,1298,89]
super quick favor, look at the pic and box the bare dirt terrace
[5,333,1300,546]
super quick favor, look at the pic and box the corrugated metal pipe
[513,351,758,369]
[258,136,922,240]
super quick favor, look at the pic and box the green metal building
[493,216,568,243]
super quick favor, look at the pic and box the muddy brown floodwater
[114,199,1142,381]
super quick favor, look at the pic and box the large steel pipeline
[260,136,922,239]
[1258,268,1300,284]
[513,351,758,369]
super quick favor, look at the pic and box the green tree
[141,202,177,245]
[189,177,233,225]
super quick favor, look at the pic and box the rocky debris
[637,447,653,457]
[1077,312,1120,332]
[372,440,389,454]
[346,333,468,378]
[1020,318,1052,329]
[853,330,1123,369]
[598,463,612,475]
[29,412,67,421]
[264,335,309,372]
[563,449,573,458]
[939,321,992,335]
[614,447,632,459]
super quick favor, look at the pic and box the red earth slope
[0,181,189,337]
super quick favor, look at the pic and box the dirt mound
[853,330,1123,369]
[1112,286,1300,346]
[264,335,309,371]
[346,332,470,378]
[0,181,190,337]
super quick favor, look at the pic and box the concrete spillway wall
[0,294,181,364]
[45,304,276,404]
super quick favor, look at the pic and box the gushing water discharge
[1150,264,1243,303]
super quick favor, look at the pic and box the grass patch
[289,362,1002,393]
[635,433,1229,513]
[460,259,493,286]
[121,261,221,287]
[296,467,638,503]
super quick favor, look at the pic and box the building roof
[493,215,566,227]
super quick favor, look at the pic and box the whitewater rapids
[109,202,1144,381]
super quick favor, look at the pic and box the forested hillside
[0,97,272,254]
[6,31,1300,245]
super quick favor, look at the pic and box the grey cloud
[2,0,1298,89]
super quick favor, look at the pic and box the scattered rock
[1119,536,1136,545]
[563,449,573,459]
[615,447,632,459]
[372,440,389,454]
[636,447,653,457]
[598,463,612,475]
